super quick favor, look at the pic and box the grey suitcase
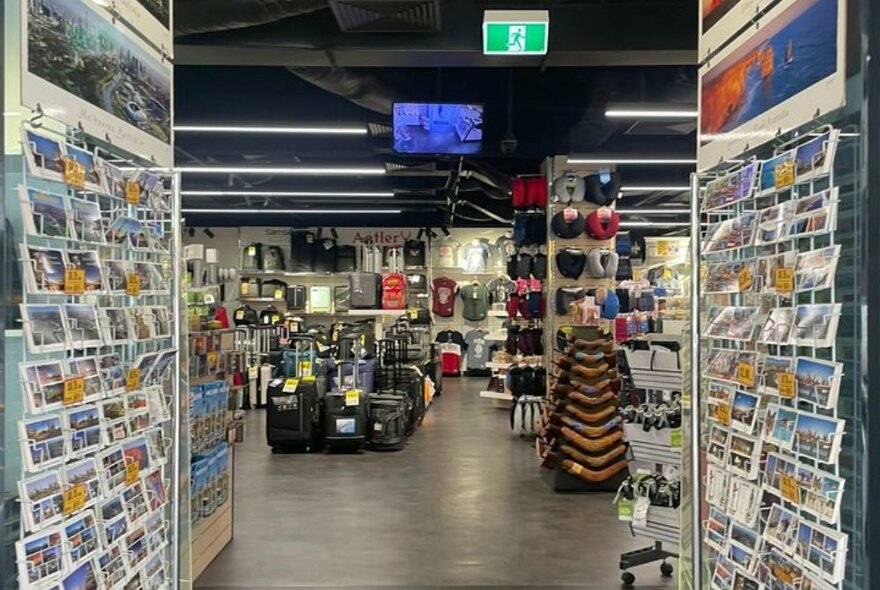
[349,244,382,309]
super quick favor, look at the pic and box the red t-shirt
[432,277,459,317]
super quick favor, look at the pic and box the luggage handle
[337,334,363,389]
[289,334,315,379]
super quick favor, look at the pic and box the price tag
[738,266,753,291]
[656,240,670,257]
[716,404,732,426]
[736,362,755,388]
[774,160,795,189]
[126,368,141,392]
[124,461,140,486]
[345,389,360,407]
[298,360,312,375]
[669,427,682,449]
[777,372,797,398]
[64,268,85,295]
[662,267,673,280]
[126,273,141,297]
[775,267,794,293]
[301,375,316,383]
[63,157,86,189]
[63,483,87,515]
[204,293,215,305]
[408,308,418,320]
[207,351,218,366]
[235,309,246,321]
[63,377,85,406]
[283,378,300,393]
[125,180,141,205]
[248,246,256,257]
[633,496,650,527]
[248,366,259,380]
[618,498,634,521]
[273,288,285,300]
[240,282,249,296]
[780,473,800,504]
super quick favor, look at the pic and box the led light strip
[181,208,401,214]
[181,190,395,197]
[177,166,386,175]
[605,109,698,118]
[174,125,367,135]
[567,158,697,165]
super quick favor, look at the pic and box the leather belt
[561,443,627,469]
[563,458,628,483]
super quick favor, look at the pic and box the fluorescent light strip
[182,208,401,214]
[174,125,367,135]
[606,109,698,118]
[616,209,691,215]
[177,166,385,175]
[620,221,710,228]
[181,190,395,198]
[619,186,691,192]
[567,158,697,165]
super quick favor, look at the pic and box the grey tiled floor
[196,378,678,588]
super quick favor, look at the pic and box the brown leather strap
[561,443,627,468]
[568,390,616,408]
[563,403,617,425]
[562,426,623,452]
[562,458,629,483]
[560,414,621,438]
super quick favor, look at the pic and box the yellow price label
[126,368,141,392]
[247,366,258,380]
[775,267,794,293]
[64,268,85,295]
[63,483,87,515]
[63,157,86,189]
[63,377,85,406]
[248,246,256,257]
[124,461,140,486]
[282,378,300,393]
[774,160,795,189]
[736,362,755,388]
[274,288,285,300]
[656,240,670,257]
[345,389,360,407]
[716,404,732,426]
[124,180,141,205]
[408,308,419,320]
[301,375,316,383]
[662,267,673,280]
[777,372,797,398]
[126,273,141,297]
[207,351,218,365]
[738,266,753,291]
[780,473,800,504]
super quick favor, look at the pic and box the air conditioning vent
[329,0,441,32]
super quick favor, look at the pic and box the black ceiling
[174,0,698,232]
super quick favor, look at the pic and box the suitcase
[334,285,351,312]
[266,336,322,452]
[240,278,261,298]
[314,231,337,273]
[260,279,287,301]
[241,242,263,271]
[350,244,382,309]
[286,285,307,310]
[381,251,407,310]
[289,230,316,272]
[368,343,408,451]
[310,285,332,313]
[263,245,285,271]
[324,336,368,452]
[335,245,357,272]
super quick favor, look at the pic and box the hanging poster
[697,0,846,171]
[699,0,769,63]
[22,0,172,167]
[113,0,172,55]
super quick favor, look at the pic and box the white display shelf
[480,390,512,401]
[485,361,512,370]
[347,309,408,317]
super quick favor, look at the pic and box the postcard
[759,356,794,397]
[104,260,132,293]
[97,445,127,496]
[145,512,168,553]
[793,412,845,465]
[712,555,735,590]
[16,526,64,586]
[149,349,177,385]
[796,520,848,584]
[144,553,167,589]
[795,245,840,292]
[708,380,735,423]
[727,431,760,480]
[727,476,761,528]
[20,185,73,240]
[19,470,65,533]
[20,244,67,294]
[99,158,127,199]
[19,414,67,471]
[764,503,800,552]
[706,464,730,510]
[704,259,755,294]
[64,144,103,193]
[758,309,795,345]
[794,130,839,182]
[21,304,70,353]
[96,542,128,590]
[791,304,843,348]
[762,403,799,449]
[62,457,101,509]
[62,560,99,590]
[149,307,172,339]
[708,423,731,466]
[795,357,843,409]
[106,215,142,247]
[730,390,760,434]
[763,452,798,495]
[65,405,102,456]
[142,469,167,512]
[99,497,128,545]
[20,360,66,414]
[703,161,758,211]
[796,463,845,525]
[704,306,760,342]
[125,526,149,571]
[22,127,66,182]
[66,250,104,293]
[145,427,167,467]
[705,506,729,552]
[123,436,151,472]
[727,541,758,575]
[133,352,160,386]
[756,251,796,295]
[62,509,100,568]
[69,197,107,244]
[765,547,803,588]
[706,348,758,385]
[67,356,104,402]
[731,570,763,590]
[123,480,150,525]
[64,304,104,349]
[703,211,758,254]
[759,149,797,195]
[99,353,127,394]
[128,307,155,341]
[101,308,133,344]
[785,193,838,239]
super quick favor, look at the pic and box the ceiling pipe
[175,0,327,36]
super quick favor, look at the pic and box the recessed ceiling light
[181,190,395,198]
[181,208,401,214]
[174,125,367,135]
[177,166,386,175]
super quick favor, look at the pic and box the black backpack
[314,231,337,273]
[242,242,263,271]
[289,231,316,272]
[335,245,357,272]
[233,305,258,326]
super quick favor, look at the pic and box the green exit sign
[483,10,549,55]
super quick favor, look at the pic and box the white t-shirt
[463,240,492,273]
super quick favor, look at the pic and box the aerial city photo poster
[699,0,769,63]
[22,0,173,167]
[112,0,172,55]
[697,0,846,171]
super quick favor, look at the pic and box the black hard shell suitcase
[324,336,367,452]
[367,393,407,450]
[266,336,322,452]
[349,244,382,309]
[289,230,316,272]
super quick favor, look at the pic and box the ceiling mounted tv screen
[393,103,483,155]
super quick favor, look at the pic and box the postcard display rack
[12,120,181,590]
[696,129,851,590]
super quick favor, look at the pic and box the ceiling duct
[328,0,441,32]
[286,67,398,114]
[175,0,327,36]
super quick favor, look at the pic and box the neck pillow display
[555,287,584,315]
[586,249,620,279]
[585,209,620,240]
[556,248,586,279]
[551,208,586,239]
[596,288,620,320]
[552,173,586,203]
[584,171,621,206]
